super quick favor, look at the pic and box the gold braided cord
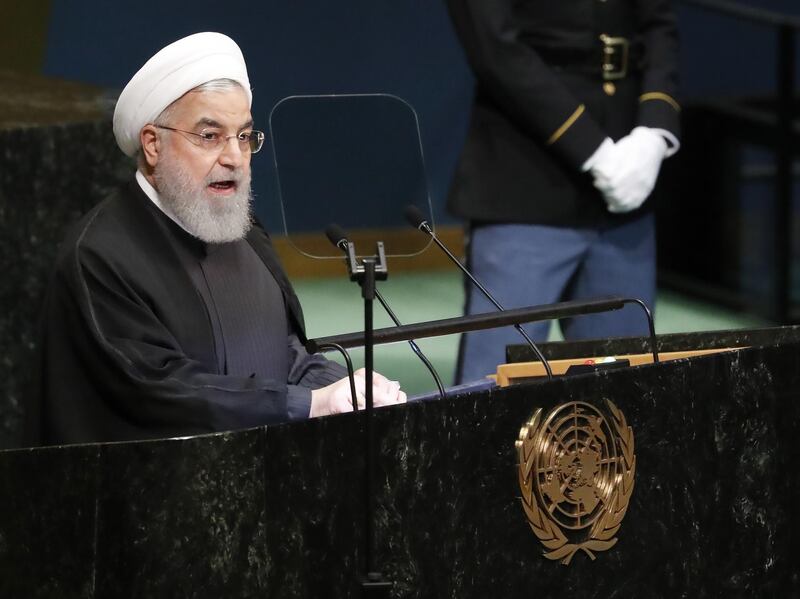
[547,104,585,145]
[639,92,681,112]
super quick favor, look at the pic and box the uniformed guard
[446,0,680,383]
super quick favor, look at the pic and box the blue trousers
[456,214,656,383]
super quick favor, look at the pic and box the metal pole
[362,258,375,575]
[360,259,391,597]
[775,24,795,322]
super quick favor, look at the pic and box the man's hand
[309,368,407,417]
[586,128,668,214]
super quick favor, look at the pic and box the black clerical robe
[30,179,346,446]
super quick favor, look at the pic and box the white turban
[113,32,252,157]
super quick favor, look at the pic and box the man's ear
[140,125,161,168]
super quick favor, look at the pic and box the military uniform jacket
[29,179,345,446]
[446,0,681,226]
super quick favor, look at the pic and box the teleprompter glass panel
[269,94,433,259]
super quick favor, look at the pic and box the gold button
[603,82,616,96]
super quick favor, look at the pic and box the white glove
[586,127,668,214]
[310,368,406,417]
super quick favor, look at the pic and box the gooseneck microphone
[403,206,554,380]
[326,226,349,251]
[325,224,447,400]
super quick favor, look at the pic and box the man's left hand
[310,368,406,417]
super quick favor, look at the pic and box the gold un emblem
[516,400,635,565]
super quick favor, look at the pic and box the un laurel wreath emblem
[516,400,635,565]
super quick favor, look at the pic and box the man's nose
[218,136,245,169]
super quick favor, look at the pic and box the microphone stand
[327,224,446,400]
[340,240,393,597]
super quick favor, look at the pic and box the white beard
[153,151,253,244]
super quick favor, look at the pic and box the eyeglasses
[154,125,265,154]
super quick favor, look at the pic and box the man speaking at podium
[30,33,405,446]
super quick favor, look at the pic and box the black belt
[533,36,643,80]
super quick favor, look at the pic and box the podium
[1,326,799,596]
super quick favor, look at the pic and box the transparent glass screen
[269,94,434,258]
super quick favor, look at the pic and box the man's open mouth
[209,180,236,191]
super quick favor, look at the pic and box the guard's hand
[310,368,406,417]
[590,127,668,213]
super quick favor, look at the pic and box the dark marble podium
[1,327,799,597]
[0,70,132,449]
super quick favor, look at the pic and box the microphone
[404,206,554,380]
[325,224,349,252]
[325,223,447,400]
